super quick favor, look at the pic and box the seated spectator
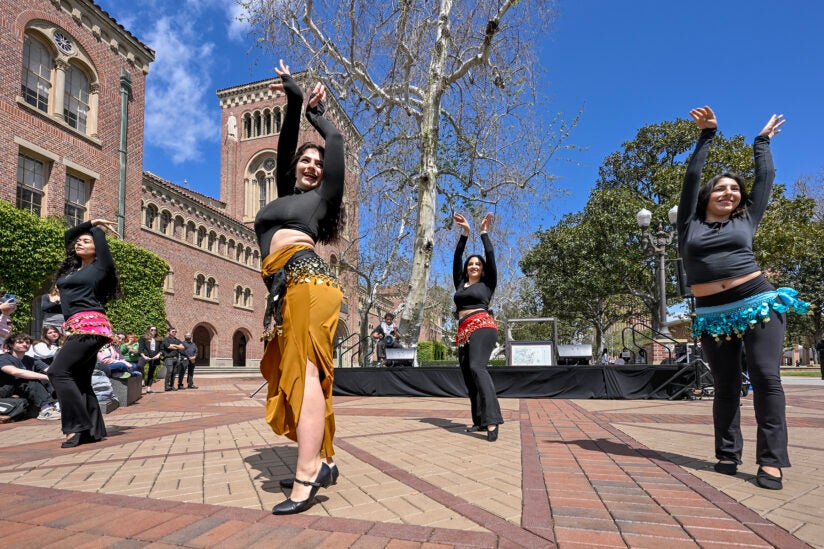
[0,333,61,420]
[97,342,142,378]
[120,333,140,367]
[27,326,62,365]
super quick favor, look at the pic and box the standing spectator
[816,338,824,380]
[0,333,61,420]
[161,328,185,391]
[600,348,609,365]
[49,218,120,448]
[40,288,64,329]
[137,327,162,393]
[27,326,62,365]
[178,332,199,389]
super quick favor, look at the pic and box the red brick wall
[0,1,148,238]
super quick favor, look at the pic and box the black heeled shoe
[487,425,499,442]
[272,462,332,515]
[280,463,339,489]
[756,467,783,490]
[714,461,738,476]
[465,425,482,433]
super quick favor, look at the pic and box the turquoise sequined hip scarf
[693,288,811,341]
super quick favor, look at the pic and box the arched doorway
[192,325,213,366]
[333,319,350,367]
[232,330,249,367]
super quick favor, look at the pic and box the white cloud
[143,15,220,164]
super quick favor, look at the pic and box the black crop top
[453,233,497,312]
[677,128,774,285]
[254,74,345,258]
[55,221,116,318]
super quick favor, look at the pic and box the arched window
[245,247,252,265]
[186,221,196,243]
[274,108,282,133]
[253,250,260,269]
[197,226,206,248]
[195,274,205,296]
[243,113,252,139]
[206,277,217,299]
[207,231,217,252]
[234,285,243,306]
[263,109,272,135]
[236,245,243,262]
[21,34,52,112]
[64,63,90,132]
[244,288,252,308]
[228,239,236,258]
[144,204,158,229]
[257,172,267,211]
[159,210,172,235]
[218,235,227,254]
[253,111,262,137]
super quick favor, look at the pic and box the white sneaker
[37,407,61,421]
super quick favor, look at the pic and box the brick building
[1,0,361,368]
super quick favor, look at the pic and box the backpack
[0,397,28,420]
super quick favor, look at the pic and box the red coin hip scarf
[62,311,113,339]
[456,311,497,347]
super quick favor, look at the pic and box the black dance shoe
[465,425,482,433]
[280,463,338,490]
[713,461,738,476]
[487,425,499,442]
[756,467,783,490]
[272,462,332,515]
[61,431,99,448]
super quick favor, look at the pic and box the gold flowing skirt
[260,245,342,458]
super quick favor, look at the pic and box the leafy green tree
[0,199,166,334]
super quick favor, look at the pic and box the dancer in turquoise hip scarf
[677,106,810,490]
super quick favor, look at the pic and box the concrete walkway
[0,375,822,548]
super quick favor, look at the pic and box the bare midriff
[458,308,485,320]
[268,229,315,256]
[690,270,762,297]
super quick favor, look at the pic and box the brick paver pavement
[0,374,821,548]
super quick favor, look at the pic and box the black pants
[2,379,57,410]
[177,358,196,387]
[138,357,162,387]
[48,334,108,438]
[164,357,183,389]
[458,327,503,428]
[698,279,789,468]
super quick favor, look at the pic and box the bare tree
[240,0,572,340]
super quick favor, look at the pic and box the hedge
[0,199,166,334]
[416,340,452,362]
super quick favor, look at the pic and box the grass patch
[781,370,821,377]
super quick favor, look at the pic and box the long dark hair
[461,254,487,284]
[289,142,345,244]
[55,230,121,304]
[696,172,750,221]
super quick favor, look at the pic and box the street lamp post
[636,206,679,338]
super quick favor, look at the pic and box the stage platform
[333,364,697,399]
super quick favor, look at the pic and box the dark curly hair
[696,172,750,221]
[55,230,121,304]
[289,142,345,244]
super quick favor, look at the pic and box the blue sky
[102,0,823,226]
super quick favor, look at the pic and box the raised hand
[269,59,291,93]
[689,106,718,130]
[308,82,326,109]
[453,213,471,236]
[479,213,493,233]
[91,219,118,234]
[758,114,785,139]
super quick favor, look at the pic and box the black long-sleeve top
[453,233,497,312]
[138,337,161,359]
[55,221,116,318]
[677,128,775,285]
[254,74,346,258]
